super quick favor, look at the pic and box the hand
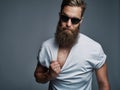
[49,61,61,79]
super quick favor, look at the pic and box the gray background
[0,0,119,90]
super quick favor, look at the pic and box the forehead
[61,6,82,18]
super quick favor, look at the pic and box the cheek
[60,21,66,27]
[71,26,78,31]
[74,24,80,29]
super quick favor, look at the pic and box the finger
[51,62,60,68]
[51,61,60,65]
[50,61,61,71]
[51,60,58,63]
[55,67,61,74]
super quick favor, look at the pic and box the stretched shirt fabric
[38,33,106,90]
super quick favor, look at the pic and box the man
[34,0,110,90]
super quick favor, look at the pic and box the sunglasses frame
[60,14,81,25]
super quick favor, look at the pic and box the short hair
[60,0,86,17]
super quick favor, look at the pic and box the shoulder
[41,37,57,49]
[79,33,101,48]
[78,34,106,69]
[42,37,55,46]
[77,33,103,53]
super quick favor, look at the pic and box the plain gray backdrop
[0,0,119,90]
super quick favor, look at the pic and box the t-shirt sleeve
[37,43,50,68]
[93,45,107,69]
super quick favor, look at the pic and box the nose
[66,19,72,27]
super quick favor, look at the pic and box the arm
[34,61,61,83]
[95,63,110,90]
[34,62,50,83]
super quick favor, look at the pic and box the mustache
[63,27,73,31]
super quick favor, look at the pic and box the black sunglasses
[60,15,81,24]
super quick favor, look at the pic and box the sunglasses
[60,14,81,24]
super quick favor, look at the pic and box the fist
[49,61,61,79]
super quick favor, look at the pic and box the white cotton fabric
[38,33,107,90]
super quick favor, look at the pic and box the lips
[63,27,72,31]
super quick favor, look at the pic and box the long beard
[55,22,79,48]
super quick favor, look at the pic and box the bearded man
[34,0,110,90]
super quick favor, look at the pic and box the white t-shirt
[38,33,106,90]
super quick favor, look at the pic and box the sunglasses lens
[61,15,69,22]
[60,15,81,24]
[71,18,81,24]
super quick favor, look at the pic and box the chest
[57,48,70,68]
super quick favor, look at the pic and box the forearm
[34,71,52,83]
[98,82,110,90]
[96,63,110,90]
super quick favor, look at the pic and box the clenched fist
[49,61,61,79]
